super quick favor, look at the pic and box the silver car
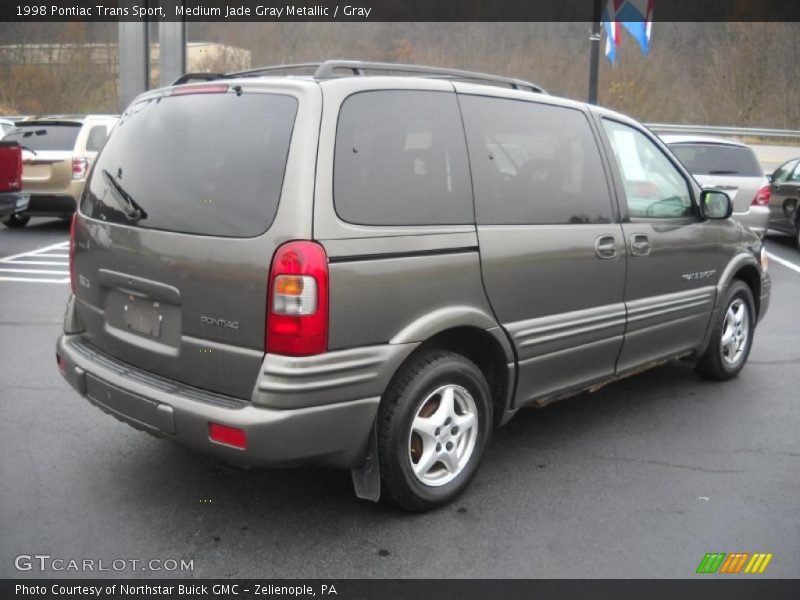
[663,135,771,237]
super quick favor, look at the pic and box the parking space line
[767,252,800,275]
[0,241,71,284]
[0,241,69,263]
[0,277,70,283]
[0,268,70,275]
[9,260,69,266]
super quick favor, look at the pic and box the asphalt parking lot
[0,218,798,579]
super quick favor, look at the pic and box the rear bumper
[24,193,76,217]
[56,334,379,469]
[734,206,770,237]
[0,191,29,219]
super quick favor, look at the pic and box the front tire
[2,214,30,228]
[378,350,492,511]
[695,281,755,381]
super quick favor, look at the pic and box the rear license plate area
[122,297,162,338]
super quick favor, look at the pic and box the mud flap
[350,420,380,502]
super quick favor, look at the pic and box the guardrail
[646,123,800,140]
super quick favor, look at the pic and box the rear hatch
[0,141,22,193]
[668,142,767,213]
[4,121,81,194]
[73,86,300,399]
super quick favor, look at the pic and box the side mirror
[700,189,733,220]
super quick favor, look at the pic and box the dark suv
[56,61,770,511]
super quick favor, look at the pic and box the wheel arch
[716,253,761,319]
[389,323,516,429]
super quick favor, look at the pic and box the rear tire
[795,219,800,252]
[695,281,755,381]
[378,350,492,512]
[2,214,30,228]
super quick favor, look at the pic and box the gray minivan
[56,61,770,511]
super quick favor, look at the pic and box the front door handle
[594,235,618,260]
[630,234,651,257]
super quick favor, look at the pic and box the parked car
[662,135,771,237]
[0,141,29,220]
[0,118,16,139]
[56,61,770,511]
[1,115,117,227]
[767,158,800,250]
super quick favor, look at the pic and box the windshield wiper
[707,170,739,175]
[102,169,148,223]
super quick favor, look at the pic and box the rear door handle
[594,235,618,260]
[630,234,651,257]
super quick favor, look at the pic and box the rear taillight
[69,214,77,294]
[752,185,770,206]
[72,157,89,180]
[14,145,22,190]
[266,241,329,356]
[0,142,22,192]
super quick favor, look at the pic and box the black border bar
[4,579,800,600]
[3,0,800,22]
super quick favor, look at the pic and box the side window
[790,162,800,182]
[602,120,693,219]
[334,91,473,226]
[85,125,108,153]
[460,95,613,225]
[772,161,797,184]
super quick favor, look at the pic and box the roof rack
[314,61,544,92]
[173,60,545,93]
[172,72,229,85]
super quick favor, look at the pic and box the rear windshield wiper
[102,169,148,223]
[707,170,739,175]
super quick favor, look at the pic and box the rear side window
[85,125,108,152]
[5,123,81,152]
[82,92,297,237]
[460,96,613,225]
[669,143,763,177]
[334,90,473,226]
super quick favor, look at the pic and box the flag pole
[588,0,603,105]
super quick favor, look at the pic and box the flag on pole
[620,0,654,56]
[602,0,654,62]
[602,0,623,63]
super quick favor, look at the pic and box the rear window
[669,143,763,177]
[4,123,81,152]
[81,91,297,237]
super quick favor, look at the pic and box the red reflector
[209,423,247,450]
[171,84,229,96]
[56,353,66,374]
[752,185,770,206]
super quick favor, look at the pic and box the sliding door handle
[594,235,618,260]
[630,234,651,256]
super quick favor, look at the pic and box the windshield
[81,91,298,237]
[669,143,763,177]
[4,123,81,152]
